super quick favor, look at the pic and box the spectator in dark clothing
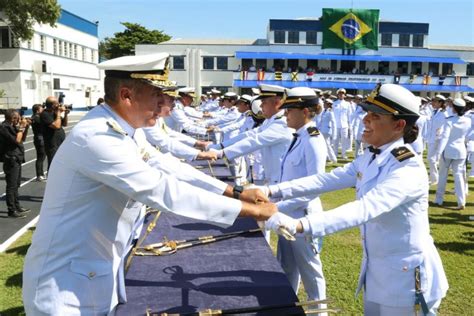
[40,96,69,169]
[31,104,47,181]
[0,109,31,218]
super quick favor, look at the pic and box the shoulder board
[274,115,283,120]
[307,126,320,137]
[106,119,128,136]
[391,146,414,162]
[245,112,252,117]
[446,116,453,119]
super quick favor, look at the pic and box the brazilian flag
[322,8,379,50]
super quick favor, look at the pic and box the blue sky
[60,0,473,46]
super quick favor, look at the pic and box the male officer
[332,88,352,159]
[0,109,31,218]
[22,53,276,315]
[264,84,448,315]
[164,87,209,135]
[143,90,216,162]
[179,87,203,119]
[276,87,327,303]
[426,94,448,185]
[209,84,293,186]
[205,92,241,126]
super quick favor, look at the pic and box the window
[73,45,77,59]
[25,80,36,90]
[203,57,214,70]
[27,40,32,49]
[381,33,392,46]
[273,59,285,71]
[442,63,453,75]
[82,47,86,61]
[216,57,228,70]
[397,62,409,74]
[64,42,68,57]
[411,62,422,74]
[69,43,73,58]
[91,50,95,63]
[413,34,424,47]
[306,31,317,44]
[53,78,60,90]
[242,59,253,69]
[467,62,474,76]
[399,34,410,47]
[359,61,366,72]
[330,60,338,72]
[274,30,285,43]
[428,62,439,75]
[288,31,299,44]
[378,61,390,74]
[173,56,184,69]
[255,59,267,70]
[58,41,62,55]
[1,27,10,48]
[287,59,299,71]
[53,39,57,55]
[307,59,318,70]
[40,35,45,52]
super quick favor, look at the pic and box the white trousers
[333,127,349,158]
[427,142,440,184]
[354,139,365,158]
[277,236,326,301]
[435,157,466,207]
[364,298,442,316]
[321,132,337,163]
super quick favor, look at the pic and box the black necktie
[288,133,299,152]
[368,146,381,164]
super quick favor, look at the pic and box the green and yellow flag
[322,8,379,50]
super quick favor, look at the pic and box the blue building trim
[269,19,429,35]
[58,9,98,37]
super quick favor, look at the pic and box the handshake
[238,186,303,239]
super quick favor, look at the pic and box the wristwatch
[233,185,244,199]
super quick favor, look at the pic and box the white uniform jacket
[165,107,208,135]
[332,99,351,129]
[222,111,293,184]
[426,109,448,144]
[318,109,337,140]
[22,105,240,315]
[269,138,448,307]
[143,119,200,162]
[183,106,204,119]
[276,122,326,218]
[436,115,471,160]
[205,107,240,127]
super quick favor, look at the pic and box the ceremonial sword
[146,299,339,315]
[125,210,162,271]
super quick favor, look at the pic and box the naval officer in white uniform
[209,84,293,186]
[22,53,276,315]
[262,84,448,315]
[434,98,471,210]
[275,87,327,302]
[426,95,448,185]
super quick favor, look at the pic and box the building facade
[136,17,474,98]
[0,10,102,110]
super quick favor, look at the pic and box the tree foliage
[0,0,61,40]
[100,22,171,60]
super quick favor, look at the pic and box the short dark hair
[4,109,18,122]
[392,115,419,144]
[452,105,466,116]
[32,104,43,114]
[104,77,149,105]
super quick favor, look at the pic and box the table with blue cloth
[115,159,303,316]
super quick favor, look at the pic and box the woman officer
[260,83,448,315]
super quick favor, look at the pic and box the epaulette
[307,126,320,137]
[274,115,284,120]
[391,146,414,162]
[245,112,252,117]
[106,119,127,136]
[446,116,453,119]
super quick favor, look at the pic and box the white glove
[206,143,221,151]
[209,148,224,159]
[265,212,299,236]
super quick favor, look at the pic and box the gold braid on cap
[366,84,399,115]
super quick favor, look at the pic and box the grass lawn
[1,155,473,315]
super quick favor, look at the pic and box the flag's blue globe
[341,18,360,40]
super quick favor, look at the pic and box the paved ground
[0,113,84,246]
